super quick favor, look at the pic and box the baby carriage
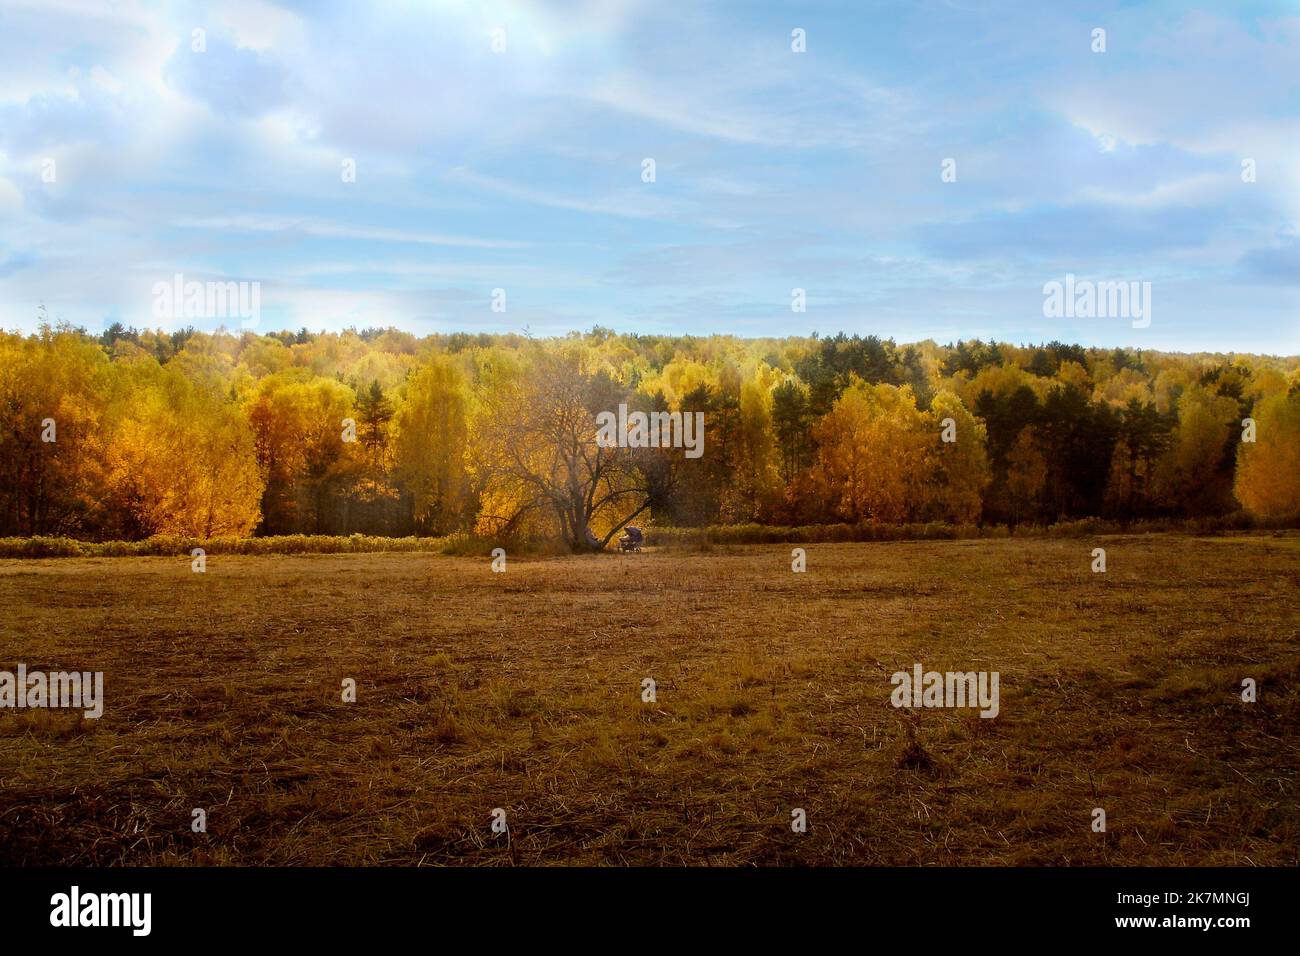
[618,525,645,553]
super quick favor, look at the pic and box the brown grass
[0,534,1296,866]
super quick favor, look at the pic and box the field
[1,534,1297,866]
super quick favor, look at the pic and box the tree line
[2,323,1297,549]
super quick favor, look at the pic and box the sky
[0,0,1297,353]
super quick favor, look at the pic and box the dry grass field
[1,534,1297,866]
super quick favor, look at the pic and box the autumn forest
[2,323,1298,548]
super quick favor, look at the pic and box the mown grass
[0,534,1295,866]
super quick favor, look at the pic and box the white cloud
[173,215,532,249]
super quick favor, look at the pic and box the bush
[0,534,455,559]
[1,513,1295,559]
[647,515,1299,549]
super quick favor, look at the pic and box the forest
[2,322,1298,548]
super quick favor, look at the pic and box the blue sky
[0,0,1297,352]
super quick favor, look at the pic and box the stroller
[618,525,645,553]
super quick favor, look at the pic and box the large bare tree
[475,349,665,551]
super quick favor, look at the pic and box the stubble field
[0,534,1296,866]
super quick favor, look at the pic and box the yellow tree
[1005,426,1047,523]
[0,327,110,535]
[928,389,991,523]
[185,403,263,536]
[1152,385,1238,514]
[245,375,357,533]
[104,362,262,538]
[724,378,781,521]
[394,356,473,534]
[1234,392,1300,518]
[808,381,931,523]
